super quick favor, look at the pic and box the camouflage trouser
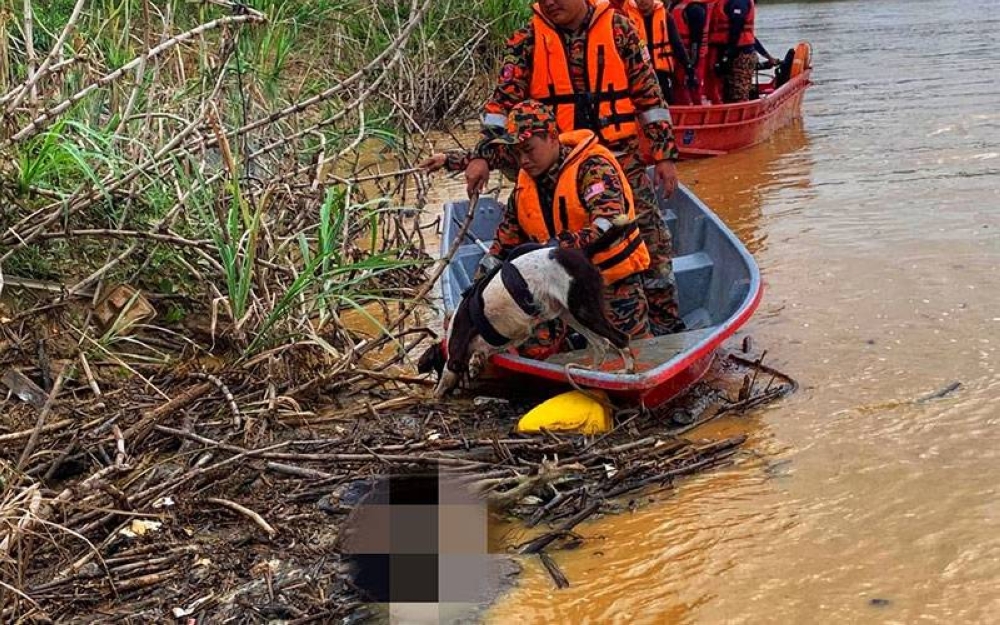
[725,50,757,103]
[519,275,652,359]
[615,149,686,336]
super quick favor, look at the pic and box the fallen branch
[206,497,277,538]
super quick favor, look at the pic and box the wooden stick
[124,381,213,445]
[539,552,570,589]
[78,352,103,403]
[16,364,71,471]
[520,500,600,554]
[265,462,336,480]
[0,419,75,444]
[206,497,277,538]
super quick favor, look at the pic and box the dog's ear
[416,341,446,378]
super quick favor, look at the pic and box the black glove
[714,55,731,75]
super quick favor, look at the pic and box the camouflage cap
[490,100,558,145]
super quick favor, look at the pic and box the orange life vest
[514,130,650,285]
[529,1,638,145]
[708,0,755,47]
[625,1,674,74]
[672,0,712,50]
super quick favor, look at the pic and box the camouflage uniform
[483,102,652,359]
[446,5,685,335]
[725,50,757,102]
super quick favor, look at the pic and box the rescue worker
[423,0,685,335]
[483,101,653,356]
[623,0,691,105]
[670,0,712,105]
[707,0,759,103]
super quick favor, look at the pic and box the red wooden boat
[674,52,813,159]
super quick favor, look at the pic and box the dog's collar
[501,262,540,318]
[467,286,509,347]
[464,260,540,349]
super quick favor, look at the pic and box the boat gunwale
[470,185,763,393]
[671,70,812,121]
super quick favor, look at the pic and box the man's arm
[613,13,679,162]
[685,3,707,67]
[556,156,630,250]
[667,15,691,69]
[725,0,752,58]
[470,26,535,180]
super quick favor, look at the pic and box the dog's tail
[583,215,640,259]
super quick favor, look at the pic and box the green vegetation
[0,0,527,360]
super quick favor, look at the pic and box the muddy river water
[417,0,1000,622]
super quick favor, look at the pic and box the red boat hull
[673,71,812,159]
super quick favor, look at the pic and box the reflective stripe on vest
[639,107,671,125]
[625,2,674,74]
[529,1,638,145]
[513,129,650,285]
[708,0,755,47]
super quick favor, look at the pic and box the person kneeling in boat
[478,101,653,360]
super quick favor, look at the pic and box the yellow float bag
[516,390,613,435]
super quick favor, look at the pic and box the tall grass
[0,0,521,362]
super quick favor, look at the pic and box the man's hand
[715,54,731,75]
[477,254,502,275]
[419,153,446,172]
[654,159,679,198]
[465,158,490,198]
[685,66,699,89]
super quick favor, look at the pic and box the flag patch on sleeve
[584,182,606,200]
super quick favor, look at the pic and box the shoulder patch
[584,182,606,201]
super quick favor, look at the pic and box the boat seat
[673,251,714,320]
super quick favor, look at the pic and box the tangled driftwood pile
[0,345,793,622]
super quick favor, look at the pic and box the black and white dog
[424,220,638,398]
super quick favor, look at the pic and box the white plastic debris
[120,519,162,538]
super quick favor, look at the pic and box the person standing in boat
[669,0,712,104]
[482,101,654,358]
[621,0,691,105]
[421,0,685,335]
[707,0,772,103]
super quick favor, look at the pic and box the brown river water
[415,0,1000,622]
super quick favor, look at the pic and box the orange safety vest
[708,0,755,47]
[529,1,638,144]
[625,1,674,74]
[672,0,712,50]
[514,130,650,285]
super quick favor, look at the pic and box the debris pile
[0,345,793,620]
